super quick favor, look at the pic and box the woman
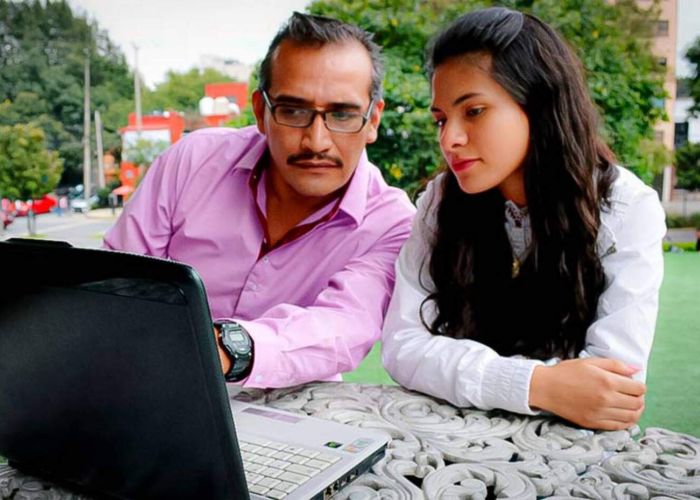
[382,7,666,431]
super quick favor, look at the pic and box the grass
[346,252,700,437]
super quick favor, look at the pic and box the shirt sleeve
[580,187,666,382]
[381,179,543,415]
[103,143,182,257]
[230,208,415,389]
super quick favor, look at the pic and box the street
[0,209,121,249]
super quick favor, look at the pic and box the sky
[68,0,700,88]
[68,0,311,88]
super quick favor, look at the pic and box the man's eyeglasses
[261,90,374,134]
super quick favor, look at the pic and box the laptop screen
[0,239,249,499]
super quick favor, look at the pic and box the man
[104,12,415,388]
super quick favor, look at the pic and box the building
[198,81,249,127]
[118,111,186,197]
[636,0,678,201]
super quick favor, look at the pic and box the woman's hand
[529,358,646,430]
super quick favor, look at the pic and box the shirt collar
[335,149,369,227]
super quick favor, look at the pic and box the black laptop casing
[0,239,249,499]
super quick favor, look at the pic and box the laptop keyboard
[240,436,341,499]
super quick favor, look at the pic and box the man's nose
[300,113,333,152]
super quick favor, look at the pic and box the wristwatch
[215,321,254,382]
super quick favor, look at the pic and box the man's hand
[213,326,231,375]
[529,358,646,431]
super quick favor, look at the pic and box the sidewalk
[85,207,123,220]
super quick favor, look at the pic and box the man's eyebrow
[271,94,363,110]
[430,92,484,112]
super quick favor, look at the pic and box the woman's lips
[451,158,480,173]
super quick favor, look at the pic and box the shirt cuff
[481,357,544,415]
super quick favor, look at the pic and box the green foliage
[0,123,63,201]
[663,241,697,253]
[226,62,260,129]
[123,138,169,168]
[143,67,235,113]
[675,143,700,191]
[308,0,668,192]
[665,212,700,229]
[0,0,133,185]
[686,36,700,116]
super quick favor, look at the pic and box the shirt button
[255,375,263,382]
[263,257,269,263]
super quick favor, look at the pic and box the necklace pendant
[512,258,520,279]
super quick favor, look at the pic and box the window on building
[675,122,689,149]
[656,20,669,36]
[658,57,667,67]
[652,97,666,110]
[654,130,664,143]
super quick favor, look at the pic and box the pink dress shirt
[104,126,415,388]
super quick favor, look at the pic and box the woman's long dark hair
[422,8,618,359]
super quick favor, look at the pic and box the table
[2,382,699,499]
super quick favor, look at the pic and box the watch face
[229,331,246,342]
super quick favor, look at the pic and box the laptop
[0,239,389,500]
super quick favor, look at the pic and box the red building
[118,111,186,197]
[200,82,248,127]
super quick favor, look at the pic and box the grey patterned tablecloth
[1,382,699,499]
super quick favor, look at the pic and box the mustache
[287,152,343,168]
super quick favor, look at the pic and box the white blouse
[381,166,666,415]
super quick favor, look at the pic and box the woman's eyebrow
[430,92,484,113]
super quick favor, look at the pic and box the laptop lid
[0,239,249,499]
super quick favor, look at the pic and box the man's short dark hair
[258,12,384,100]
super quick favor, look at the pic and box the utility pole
[133,44,142,136]
[83,53,91,200]
[95,110,105,189]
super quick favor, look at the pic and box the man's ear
[365,98,385,144]
[252,89,266,134]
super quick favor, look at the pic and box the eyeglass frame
[260,89,376,134]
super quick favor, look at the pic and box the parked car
[70,195,99,213]
[13,195,57,216]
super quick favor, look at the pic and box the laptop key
[245,473,263,485]
[305,458,333,470]
[266,440,288,450]
[287,455,309,465]
[270,460,291,470]
[260,447,280,457]
[282,445,306,454]
[245,463,265,474]
[258,477,281,489]
[272,451,293,461]
[249,484,270,495]
[267,490,287,499]
[259,466,283,478]
[298,449,319,459]
[278,471,311,485]
[251,456,275,466]
[275,481,297,493]
[315,452,341,464]
[286,464,320,477]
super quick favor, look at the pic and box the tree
[143,67,235,114]
[675,143,700,191]
[0,0,133,185]
[0,124,63,234]
[123,138,170,170]
[308,0,669,192]
[686,36,700,116]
